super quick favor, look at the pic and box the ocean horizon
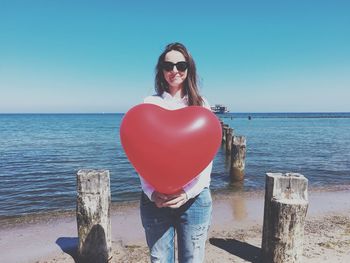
[1,112,350,115]
[1,112,350,218]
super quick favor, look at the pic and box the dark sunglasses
[162,61,188,72]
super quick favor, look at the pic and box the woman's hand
[152,190,188,208]
[151,191,170,208]
[163,190,188,208]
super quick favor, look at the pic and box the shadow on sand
[56,224,110,263]
[209,238,261,262]
[56,237,79,262]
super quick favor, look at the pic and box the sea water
[1,113,350,217]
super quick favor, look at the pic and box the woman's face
[163,50,188,89]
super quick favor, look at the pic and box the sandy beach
[1,187,350,263]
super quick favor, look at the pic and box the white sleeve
[183,162,212,199]
[140,176,155,200]
[143,96,153,103]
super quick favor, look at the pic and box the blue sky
[0,0,349,113]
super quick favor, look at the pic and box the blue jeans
[140,188,212,263]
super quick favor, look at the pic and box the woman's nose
[172,65,178,72]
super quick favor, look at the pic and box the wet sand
[1,186,350,262]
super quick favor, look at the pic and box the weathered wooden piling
[77,169,112,263]
[230,135,246,181]
[222,124,229,142]
[261,173,309,263]
[225,128,234,154]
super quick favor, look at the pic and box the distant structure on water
[210,104,229,114]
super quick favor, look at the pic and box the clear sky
[1,0,349,113]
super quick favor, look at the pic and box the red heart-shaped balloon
[120,104,222,194]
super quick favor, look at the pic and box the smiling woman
[162,51,188,92]
[155,43,205,107]
[136,42,215,263]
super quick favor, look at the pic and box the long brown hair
[155,42,203,106]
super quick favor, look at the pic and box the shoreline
[1,183,350,228]
[1,186,350,262]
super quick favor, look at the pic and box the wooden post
[222,124,229,143]
[77,170,112,263]
[261,173,308,263]
[225,128,234,155]
[219,120,224,141]
[230,135,246,181]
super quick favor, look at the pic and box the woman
[140,42,213,263]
